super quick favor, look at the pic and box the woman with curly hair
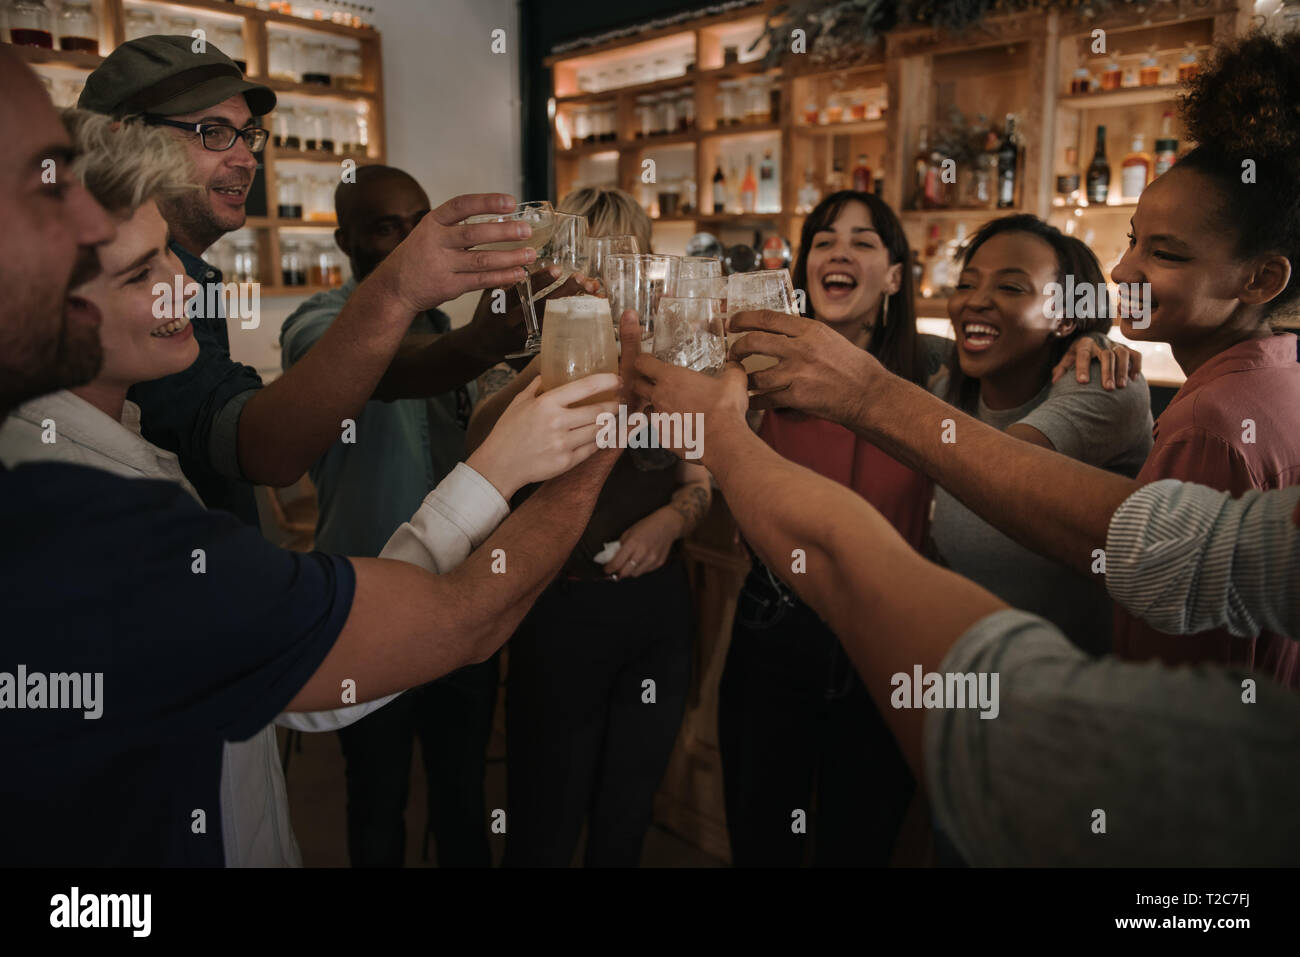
[1109,30,1300,683]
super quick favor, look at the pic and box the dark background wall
[519,0,703,199]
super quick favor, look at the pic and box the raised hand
[371,193,538,314]
[466,372,620,500]
[727,309,882,424]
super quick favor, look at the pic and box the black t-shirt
[0,462,354,866]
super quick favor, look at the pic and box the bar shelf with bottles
[3,0,385,295]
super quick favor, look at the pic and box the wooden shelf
[2,42,103,69]
[1058,84,1182,110]
[628,131,699,149]
[901,206,1024,221]
[263,283,343,296]
[262,78,376,101]
[244,216,338,228]
[794,119,888,137]
[179,0,376,39]
[1050,200,1140,215]
[701,123,781,140]
[269,146,373,164]
[555,141,621,157]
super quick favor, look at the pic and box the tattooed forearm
[475,363,517,404]
[670,484,712,535]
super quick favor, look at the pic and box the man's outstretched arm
[728,310,1139,576]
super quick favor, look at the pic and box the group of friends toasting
[1,25,1298,868]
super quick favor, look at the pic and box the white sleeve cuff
[377,462,510,573]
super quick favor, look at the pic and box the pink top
[759,410,932,551]
[1113,333,1300,685]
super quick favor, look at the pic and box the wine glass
[677,255,725,300]
[531,212,588,301]
[726,268,798,375]
[653,296,727,375]
[466,200,555,358]
[587,234,641,296]
[603,253,680,351]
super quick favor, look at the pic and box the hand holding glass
[654,297,727,375]
[604,253,680,350]
[727,268,798,374]
[466,200,554,357]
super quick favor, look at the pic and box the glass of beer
[531,212,588,301]
[539,295,619,404]
[654,296,727,375]
[466,200,555,358]
[726,268,798,375]
[604,253,680,351]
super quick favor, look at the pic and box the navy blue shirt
[0,461,354,866]
[128,243,264,525]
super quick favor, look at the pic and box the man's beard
[160,187,243,253]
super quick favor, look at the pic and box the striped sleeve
[1104,479,1300,639]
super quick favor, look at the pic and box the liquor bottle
[796,168,821,214]
[1139,47,1160,86]
[740,155,758,213]
[937,222,968,298]
[827,157,846,194]
[1154,111,1178,177]
[711,164,727,213]
[912,125,931,209]
[728,159,742,213]
[852,153,873,193]
[1086,125,1110,205]
[758,149,778,212]
[996,115,1019,209]
[1121,132,1152,200]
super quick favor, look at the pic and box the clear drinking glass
[677,256,725,300]
[466,200,556,358]
[587,235,640,295]
[531,212,588,301]
[603,253,680,350]
[654,297,727,374]
[726,268,797,374]
[539,295,619,403]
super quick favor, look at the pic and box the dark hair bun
[1180,30,1300,160]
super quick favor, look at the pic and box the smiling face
[155,94,259,255]
[69,201,199,391]
[1110,167,1259,346]
[0,53,114,413]
[805,200,901,334]
[948,231,1070,384]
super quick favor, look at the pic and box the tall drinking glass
[539,295,619,404]
[654,297,727,374]
[604,253,680,351]
[727,268,798,374]
[531,212,588,301]
[677,255,725,300]
[587,235,641,296]
[466,200,555,358]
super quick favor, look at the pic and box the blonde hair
[557,187,652,252]
[60,109,193,215]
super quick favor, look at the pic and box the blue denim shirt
[279,278,473,557]
[127,242,263,525]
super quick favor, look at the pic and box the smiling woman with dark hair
[926,214,1152,656]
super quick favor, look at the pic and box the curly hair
[60,109,194,216]
[1176,30,1300,318]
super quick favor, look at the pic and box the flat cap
[79,34,276,118]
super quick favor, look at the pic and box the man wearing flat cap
[78,36,540,525]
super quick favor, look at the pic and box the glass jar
[849,89,867,121]
[353,103,370,150]
[659,94,677,136]
[336,44,363,90]
[803,99,819,125]
[123,7,158,42]
[745,78,766,124]
[720,80,742,127]
[281,239,306,286]
[273,105,301,149]
[212,23,245,73]
[232,238,259,285]
[306,174,334,221]
[9,0,54,48]
[277,174,303,219]
[56,0,97,54]
[825,92,844,123]
[679,89,695,132]
[636,96,654,138]
[300,40,330,85]
[268,32,298,82]
[311,241,343,286]
[333,107,358,153]
[572,105,590,145]
[303,106,331,151]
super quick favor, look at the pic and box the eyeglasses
[144,116,269,153]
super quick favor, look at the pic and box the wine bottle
[1086,125,1110,205]
[996,115,1018,209]
[1154,111,1178,177]
[1121,132,1151,200]
[852,153,872,193]
[741,155,758,213]
[711,164,726,213]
